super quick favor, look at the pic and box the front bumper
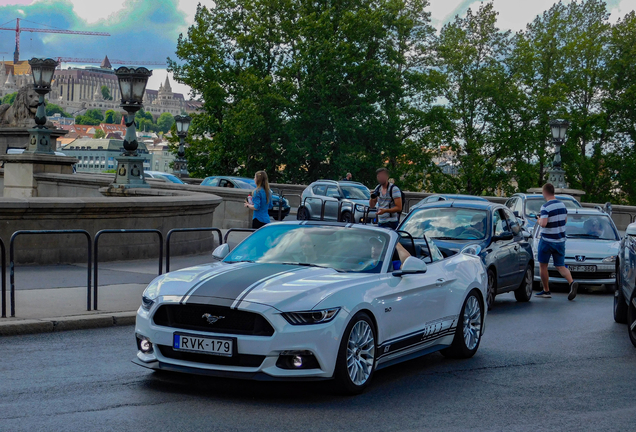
[534,262,615,286]
[133,300,348,380]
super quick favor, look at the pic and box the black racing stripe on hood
[185,263,296,302]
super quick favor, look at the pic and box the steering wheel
[457,228,483,239]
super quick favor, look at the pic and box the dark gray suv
[298,180,376,223]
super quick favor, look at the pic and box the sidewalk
[0,253,218,336]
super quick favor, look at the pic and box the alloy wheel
[463,296,482,350]
[525,268,533,298]
[629,295,636,343]
[346,320,375,386]
[487,271,495,309]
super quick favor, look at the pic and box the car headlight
[141,279,160,311]
[284,198,289,206]
[603,255,617,263]
[282,308,340,325]
[355,204,365,212]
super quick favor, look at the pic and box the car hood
[151,261,373,311]
[563,238,620,258]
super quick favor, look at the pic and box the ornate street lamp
[173,114,191,177]
[26,58,58,154]
[112,66,153,188]
[546,119,570,189]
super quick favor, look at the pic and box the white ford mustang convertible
[133,221,488,394]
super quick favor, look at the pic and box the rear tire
[441,290,483,359]
[333,312,377,395]
[486,269,496,310]
[614,269,628,324]
[628,290,636,348]
[514,266,533,302]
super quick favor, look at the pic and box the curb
[0,311,136,337]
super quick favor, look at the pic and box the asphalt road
[1,291,634,432]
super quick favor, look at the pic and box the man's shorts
[537,239,566,267]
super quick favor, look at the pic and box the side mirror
[392,256,427,277]
[522,231,531,239]
[212,243,230,260]
[626,223,636,237]
[492,232,514,242]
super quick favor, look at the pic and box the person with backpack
[369,167,403,229]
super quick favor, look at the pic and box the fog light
[292,355,303,368]
[137,335,153,354]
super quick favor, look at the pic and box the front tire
[333,312,376,395]
[297,206,310,221]
[514,266,533,302]
[340,211,352,223]
[441,290,484,359]
[486,269,496,310]
[628,290,636,348]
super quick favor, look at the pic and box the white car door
[371,260,453,359]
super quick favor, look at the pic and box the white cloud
[62,0,127,24]
[609,0,636,23]
[178,0,215,25]
[428,0,467,25]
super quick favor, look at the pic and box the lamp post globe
[549,119,570,143]
[111,67,153,189]
[115,66,153,155]
[28,57,58,126]
[173,115,191,176]
[546,119,570,188]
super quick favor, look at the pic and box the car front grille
[548,270,614,280]
[152,304,275,336]
[157,345,265,367]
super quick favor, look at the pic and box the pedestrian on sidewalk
[343,172,352,181]
[244,170,273,229]
[536,182,578,300]
[369,167,403,230]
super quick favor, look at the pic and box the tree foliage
[170,0,636,203]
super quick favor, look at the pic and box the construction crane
[55,57,165,68]
[0,18,110,63]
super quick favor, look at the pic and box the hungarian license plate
[173,333,234,357]
[568,265,597,272]
[272,206,280,211]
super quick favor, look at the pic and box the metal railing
[0,238,7,318]
[93,229,163,311]
[9,230,91,317]
[165,227,223,272]
[223,228,256,244]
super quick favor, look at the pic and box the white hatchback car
[133,222,488,393]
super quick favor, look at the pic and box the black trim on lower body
[131,358,331,382]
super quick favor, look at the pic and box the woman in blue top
[244,170,273,228]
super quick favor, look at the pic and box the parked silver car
[529,208,620,290]
[298,180,376,223]
[614,222,636,347]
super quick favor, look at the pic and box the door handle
[436,278,446,286]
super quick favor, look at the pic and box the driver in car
[585,219,604,237]
[358,238,411,271]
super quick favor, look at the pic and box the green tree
[2,92,17,105]
[45,103,71,118]
[157,112,175,133]
[93,129,106,139]
[75,115,101,126]
[432,3,514,196]
[101,85,113,100]
[169,0,442,188]
[103,109,122,124]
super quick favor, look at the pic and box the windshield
[564,214,619,240]
[525,198,579,217]
[224,225,390,273]
[400,208,488,240]
[161,174,184,184]
[340,185,370,200]
[234,178,257,189]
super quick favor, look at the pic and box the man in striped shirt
[536,183,578,300]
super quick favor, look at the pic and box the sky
[0,0,634,99]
